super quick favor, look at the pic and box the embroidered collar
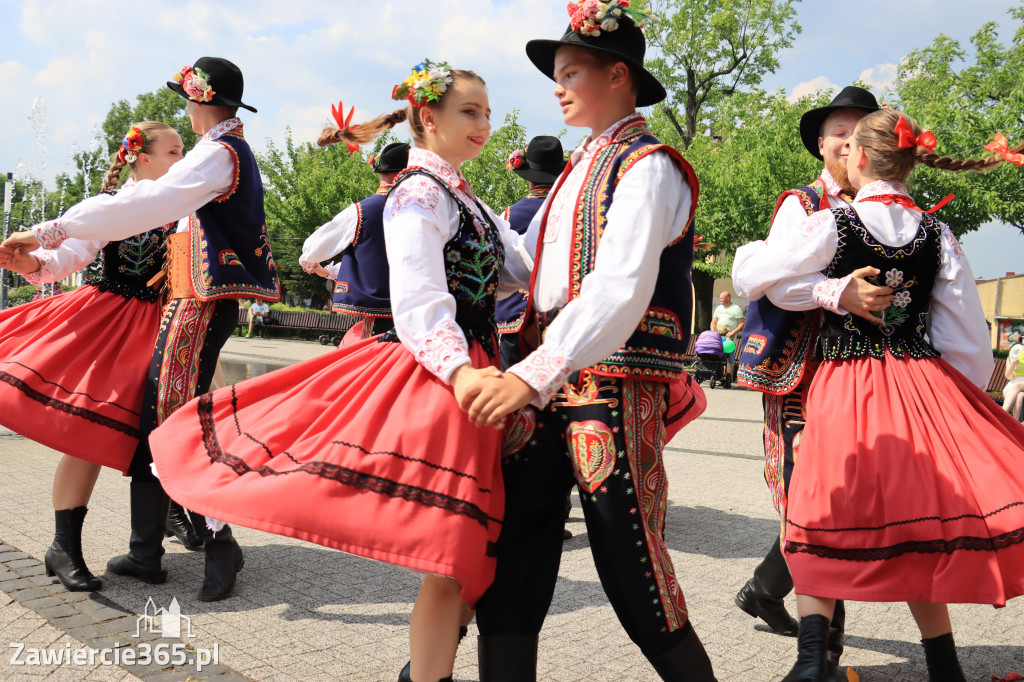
[202,117,243,142]
[820,168,843,198]
[573,112,650,163]
[407,147,470,194]
[527,185,552,199]
[855,179,910,203]
[374,182,394,196]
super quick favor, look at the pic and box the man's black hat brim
[798,86,879,160]
[513,161,567,185]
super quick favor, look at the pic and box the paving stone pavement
[2,336,1022,681]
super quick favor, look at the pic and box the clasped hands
[450,364,539,430]
[0,240,42,275]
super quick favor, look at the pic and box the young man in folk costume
[3,57,280,602]
[731,85,888,675]
[467,5,715,680]
[300,141,410,343]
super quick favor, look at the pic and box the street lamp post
[1,172,13,310]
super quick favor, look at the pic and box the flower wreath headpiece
[173,65,215,104]
[118,126,145,165]
[505,147,527,171]
[392,59,454,108]
[569,0,650,37]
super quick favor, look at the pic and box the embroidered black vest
[496,188,548,334]
[738,182,828,394]
[539,131,699,383]
[382,168,506,354]
[331,188,392,318]
[817,206,942,361]
[187,129,281,302]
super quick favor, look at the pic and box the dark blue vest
[737,184,828,395]
[496,189,548,333]
[539,129,699,383]
[187,129,280,302]
[331,188,392,317]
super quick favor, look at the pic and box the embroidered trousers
[761,363,817,530]
[130,298,238,480]
[476,371,691,657]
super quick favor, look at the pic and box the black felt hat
[526,15,666,107]
[799,86,879,159]
[513,136,567,184]
[371,142,410,173]
[167,57,257,113]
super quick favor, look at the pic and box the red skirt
[150,337,504,605]
[0,285,160,473]
[785,353,1024,606]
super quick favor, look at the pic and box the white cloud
[858,63,898,93]
[787,76,838,103]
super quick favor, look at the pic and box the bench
[986,357,1009,404]
[236,308,357,338]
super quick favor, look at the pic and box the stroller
[692,330,731,389]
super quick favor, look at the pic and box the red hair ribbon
[331,100,360,154]
[984,133,1024,167]
[895,116,937,152]
[860,192,954,214]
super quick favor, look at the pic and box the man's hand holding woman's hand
[451,363,539,430]
[0,244,41,274]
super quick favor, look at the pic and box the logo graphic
[134,597,195,639]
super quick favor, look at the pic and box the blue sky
[1,0,1021,277]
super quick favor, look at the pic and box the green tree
[462,110,530,211]
[645,0,803,329]
[890,3,1024,235]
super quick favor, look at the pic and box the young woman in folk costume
[148,61,533,682]
[734,109,1024,682]
[0,122,185,591]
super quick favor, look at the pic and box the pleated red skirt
[0,285,160,473]
[150,337,504,605]
[785,353,1024,606]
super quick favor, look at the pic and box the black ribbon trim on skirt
[197,391,500,529]
[787,500,1024,533]
[787,524,1024,562]
[0,368,140,438]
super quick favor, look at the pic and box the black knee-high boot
[165,501,203,551]
[826,600,846,679]
[922,633,967,682]
[782,614,830,682]
[107,480,169,584]
[45,507,101,592]
[735,536,799,636]
[198,523,243,601]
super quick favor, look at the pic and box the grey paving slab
[2,339,1022,681]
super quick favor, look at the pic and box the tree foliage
[462,110,530,212]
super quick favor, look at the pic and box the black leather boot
[646,622,717,682]
[826,600,846,680]
[399,626,467,682]
[198,523,244,601]
[165,501,203,551]
[45,507,101,592]
[107,480,169,584]
[922,633,967,682]
[782,614,830,682]
[735,537,799,636]
[478,634,539,682]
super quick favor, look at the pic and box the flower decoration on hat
[174,65,215,104]
[568,0,651,37]
[894,116,937,152]
[392,59,454,108]
[331,100,360,154]
[367,155,378,170]
[506,148,526,171]
[984,133,1024,167]
[118,126,145,165]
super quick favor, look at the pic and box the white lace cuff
[813,275,852,314]
[299,258,317,274]
[325,262,340,281]
[33,220,68,250]
[20,251,49,285]
[508,345,573,408]
[414,318,471,384]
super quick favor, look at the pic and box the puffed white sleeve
[508,152,690,407]
[383,176,472,384]
[22,238,106,285]
[480,203,533,297]
[732,209,841,308]
[299,203,359,273]
[926,224,992,388]
[31,142,234,248]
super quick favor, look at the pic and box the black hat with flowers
[370,142,411,174]
[525,1,666,107]
[167,57,257,113]
[507,136,567,184]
